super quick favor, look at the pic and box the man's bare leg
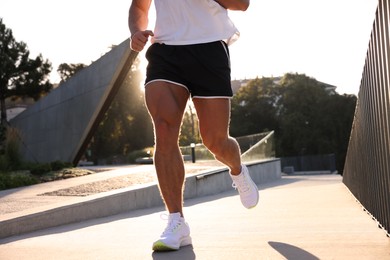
[193,98,242,175]
[145,82,189,216]
[193,97,259,209]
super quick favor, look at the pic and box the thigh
[145,81,190,127]
[193,98,231,138]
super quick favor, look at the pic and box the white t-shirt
[152,0,240,45]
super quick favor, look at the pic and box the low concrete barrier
[0,159,280,239]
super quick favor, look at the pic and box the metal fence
[180,131,275,162]
[343,0,390,235]
[281,154,336,173]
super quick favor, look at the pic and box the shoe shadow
[152,245,196,260]
[269,241,320,260]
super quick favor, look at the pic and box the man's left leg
[193,98,259,208]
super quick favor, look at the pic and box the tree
[57,63,86,83]
[276,73,330,156]
[0,18,52,123]
[179,102,201,146]
[230,73,357,173]
[317,93,357,173]
[231,77,279,137]
[11,54,52,101]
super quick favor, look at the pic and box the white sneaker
[152,212,192,251]
[230,165,259,209]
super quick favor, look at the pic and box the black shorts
[145,41,233,98]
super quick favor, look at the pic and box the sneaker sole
[152,236,192,251]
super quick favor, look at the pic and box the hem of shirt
[151,31,240,46]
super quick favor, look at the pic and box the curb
[0,159,281,239]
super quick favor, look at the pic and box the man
[128,0,258,251]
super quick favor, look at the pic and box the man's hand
[130,30,154,52]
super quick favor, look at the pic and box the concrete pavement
[0,160,281,239]
[0,174,389,259]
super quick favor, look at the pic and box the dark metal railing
[343,0,390,236]
[281,154,336,173]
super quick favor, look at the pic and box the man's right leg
[145,81,189,216]
[145,81,192,251]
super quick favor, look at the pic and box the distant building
[4,83,59,121]
[5,98,34,121]
[7,105,27,120]
[320,82,337,94]
[231,79,251,93]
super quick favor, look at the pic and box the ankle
[168,211,184,219]
[230,165,243,176]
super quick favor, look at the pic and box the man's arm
[214,0,250,11]
[128,0,153,52]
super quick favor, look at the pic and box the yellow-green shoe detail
[152,213,192,252]
[152,241,178,251]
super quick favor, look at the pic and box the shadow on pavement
[269,241,320,260]
[0,175,308,245]
[0,205,165,245]
[152,245,196,260]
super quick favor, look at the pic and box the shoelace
[160,214,182,235]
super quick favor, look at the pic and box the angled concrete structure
[10,39,137,164]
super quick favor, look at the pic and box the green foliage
[0,126,22,171]
[57,63,86,83]
[0,18,53,122]
[277,73,330,155]
[0,141,75,188]
[0,155,9,171]
[50,160,73,171]
[30,163,52,176]
[0,159,80,190]
[231,77,279,136]
[0,172,38,190]
[230,73,357,173]
[4,127,21,168]
[180,104,201,146]
[28,161,72,176]
[0,124,6,146]
[88,58,154,164]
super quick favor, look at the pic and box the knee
[153,119,180,147]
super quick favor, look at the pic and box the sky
[0,0,378,95]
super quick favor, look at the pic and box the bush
[0,155,8,171]
[0,126,23,171]
[30,163,52,176]
[29,161,73,176]
[0,124,6,150]
[0,172,38,190]
[5,127,22,169]
[51,160,72,171]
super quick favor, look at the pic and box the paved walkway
[0,172,389,259]
[0,162,225,218]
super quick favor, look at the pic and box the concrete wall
[184,159,281,199]
[9,39,135,164]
